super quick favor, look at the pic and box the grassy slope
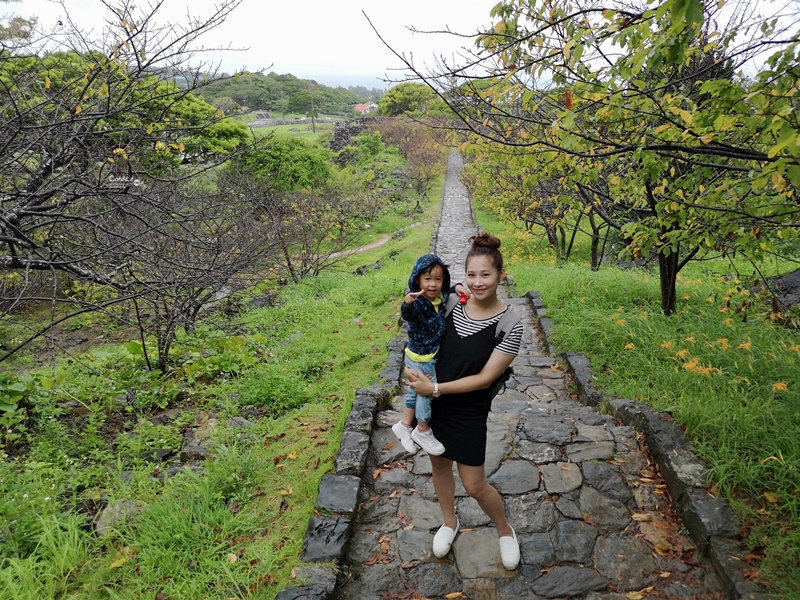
[0,187,441,598]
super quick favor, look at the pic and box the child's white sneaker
[411,426,445,456]
[391,421,418,454]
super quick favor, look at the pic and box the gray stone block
[315,474,361,515]
[334,431,370,476]
[301,515,351,563]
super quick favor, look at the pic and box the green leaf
[124,341,144,356]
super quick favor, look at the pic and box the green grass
[477,208,800,598]
[0,187,441,599]
[250,121,336,141]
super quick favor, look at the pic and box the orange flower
[772,382,789,392]
[616,319,626,326]
[625,342,635,350]
[685,336,695,342]
[661,341,673,349]
[737,342,752,351]
[675,349,690,358]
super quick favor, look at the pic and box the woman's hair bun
[469,233,501,250]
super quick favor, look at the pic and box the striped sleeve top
[451,303,523,356]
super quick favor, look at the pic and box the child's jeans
[404,355,437,423]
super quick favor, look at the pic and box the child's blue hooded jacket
[401,253,451,356]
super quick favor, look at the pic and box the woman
[405,233,524,570]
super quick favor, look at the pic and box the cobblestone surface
[331,151,729,599]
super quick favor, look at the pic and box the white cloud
[17,0,495,87]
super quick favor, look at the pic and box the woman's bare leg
[430,455,457,528]
[457,463,513,537]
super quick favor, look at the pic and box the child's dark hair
[418,260,449,279]
[466,233,503,272]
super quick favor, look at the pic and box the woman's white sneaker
[432,518,459,557]
[498,526,520,570]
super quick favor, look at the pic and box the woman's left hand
[405,366,434,396]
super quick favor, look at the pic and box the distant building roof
[353,101,379,114]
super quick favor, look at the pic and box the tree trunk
[658,246,679,315]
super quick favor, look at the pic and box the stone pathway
[331,150,725,600]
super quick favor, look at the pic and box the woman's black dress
[427,306,504,467]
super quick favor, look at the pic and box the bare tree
[0,0,272,361]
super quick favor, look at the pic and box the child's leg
[413,359,437,431]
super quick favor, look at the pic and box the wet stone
[396,528,435,563]
[462,578,498,600]
[555,497,584,519]
[354,495,400,528]
[343,405,373,435]
[315,474,361,515]
[403,562,462,597]
[290,565,337,594]
[566,440,616,462]
[457,496,493,528]
[580,486,632,531]
[301,516,350,563]
[335,431,369,476]
[274,585,327,600]
[488,460,540,494]
[398,494,443,531]
[531,565,607,597]
[346,526,396,564]
[372,466,414,493]
[593,535,657,589]
[519,532,557,569]
[340,564,403,598]
[522,419,576,445]
[516,440,561,463]
[372,427,410,463]
[552,519,599,563]
[411,453,432,475]
[540,462,583,494]
[485,414,516,476]
[497,567,546,599]
[582,460,634,504]
[505,492,559,533]
[453,528,516,578]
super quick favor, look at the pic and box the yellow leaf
[109,556,128,569]
[700,134,713,144]
[764,491,780,504]
[44,75,51,89]
[679,109,693,125]
[444,593,466,599]
[772,171,786,192]
[654,124,671,134]
[226,553,238,564]
[74,104,82,115]
[660,571,671,578]
[287,450,298,459]
[627,592,644,600]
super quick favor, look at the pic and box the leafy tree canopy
[198,71,362,115]
[227,136,333,192]
[377,82,437,116]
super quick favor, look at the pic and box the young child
[393,253,462,455]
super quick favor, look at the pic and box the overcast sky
[16,0,497,88]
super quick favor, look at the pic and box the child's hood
[408,253,451,294]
